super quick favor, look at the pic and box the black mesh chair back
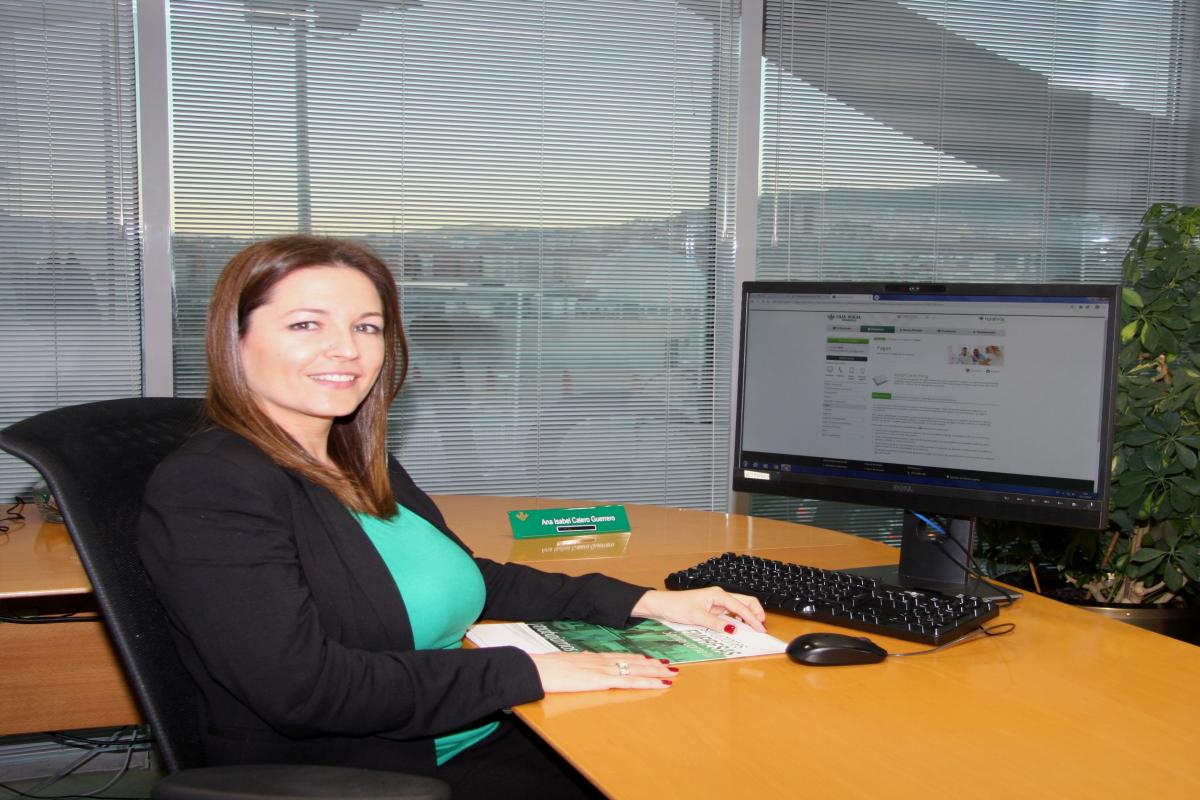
[0,397,208,771]
[2,399,453,799]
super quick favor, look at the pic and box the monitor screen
[733,281,1120,594]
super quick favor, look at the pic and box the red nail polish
[723,623,736,634]
[668,667,679,673]
[659,658,670,664]
[661,679,673,686]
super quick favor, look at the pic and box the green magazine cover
[468,618,786,664]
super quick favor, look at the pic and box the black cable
[889,621,1017,658]
[69,729,138,799]
[47,733,153,751]
[932,541,1016,606]
[0,498,26,533]
[0,782,143,800]
[0,615,102,624]
[881,514,1020,655]
[924,515,1020,605]
[0,729,147,800]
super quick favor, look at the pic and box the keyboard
[665,552,1000,645]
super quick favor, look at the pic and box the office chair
[0,398,451,800]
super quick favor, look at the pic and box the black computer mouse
[786,632,889,666]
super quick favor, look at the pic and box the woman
[138,235,765,797]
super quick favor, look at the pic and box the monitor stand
[844,512,1020,602]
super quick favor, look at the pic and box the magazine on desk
[466,618,786,664]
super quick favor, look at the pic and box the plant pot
[995,569,1200,646]
[1079,603,1200,646]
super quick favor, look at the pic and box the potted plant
[979,203,1200,642]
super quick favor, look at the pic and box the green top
[352,504,497,765]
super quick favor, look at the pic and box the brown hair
[205,234,407,517]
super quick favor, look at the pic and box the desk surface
[435,495,1200,800]
[0,508,91,598]
[4,495,1199,797]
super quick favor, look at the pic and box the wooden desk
[438,496,1200,800]
[5,495,1199,800]
[0,509,141,735]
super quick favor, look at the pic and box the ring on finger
[616,661,631,676]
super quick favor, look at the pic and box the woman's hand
[630,588,767,634]
[530,652,677,693]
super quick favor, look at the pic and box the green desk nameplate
[508,505,631,539]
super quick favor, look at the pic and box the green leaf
[1180,555,1200,583]
[1175,442,1198,470]
[1175,476,1200,496]
[1188,296,1200,322]
[1160,392,1188,412]
[1123,287,1145,308]
[1130,546,1166,563]
[1170,482,1193,513]
[1141,320,1160,352]
[1143,488,1168,518]
[1154,520,1182,547]
[1135,227,1151,256]
[1129,383,1164,402]
[1122,428,1162,446]
[1143,414,1172,435]
[1159,314,1190,331]
[1111,478,1148,508]
[1120,319,1140,343]
[1163,564,1184,592]
[1133,554,1165,578]
[1177,255,1200,281]
[1145,289,1180,313]
[1109,509,1134,531]
[1140,271,1165,290]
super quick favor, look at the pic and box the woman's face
[240,265,385,446]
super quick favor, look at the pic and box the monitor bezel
[732,280,1120,531]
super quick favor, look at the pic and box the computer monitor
[733,281,1120,599]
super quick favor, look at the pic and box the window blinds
[0,0,142,502]
[755,0,1199,541]
[168,0,741,508]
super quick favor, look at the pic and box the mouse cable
[888,621,1016,658]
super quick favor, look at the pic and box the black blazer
[138,426,648,774]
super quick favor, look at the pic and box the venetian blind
[0,0,142,502]
[168,0,740,508]
[754,0,1199,541]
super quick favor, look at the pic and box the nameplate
[508,505,631,539]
